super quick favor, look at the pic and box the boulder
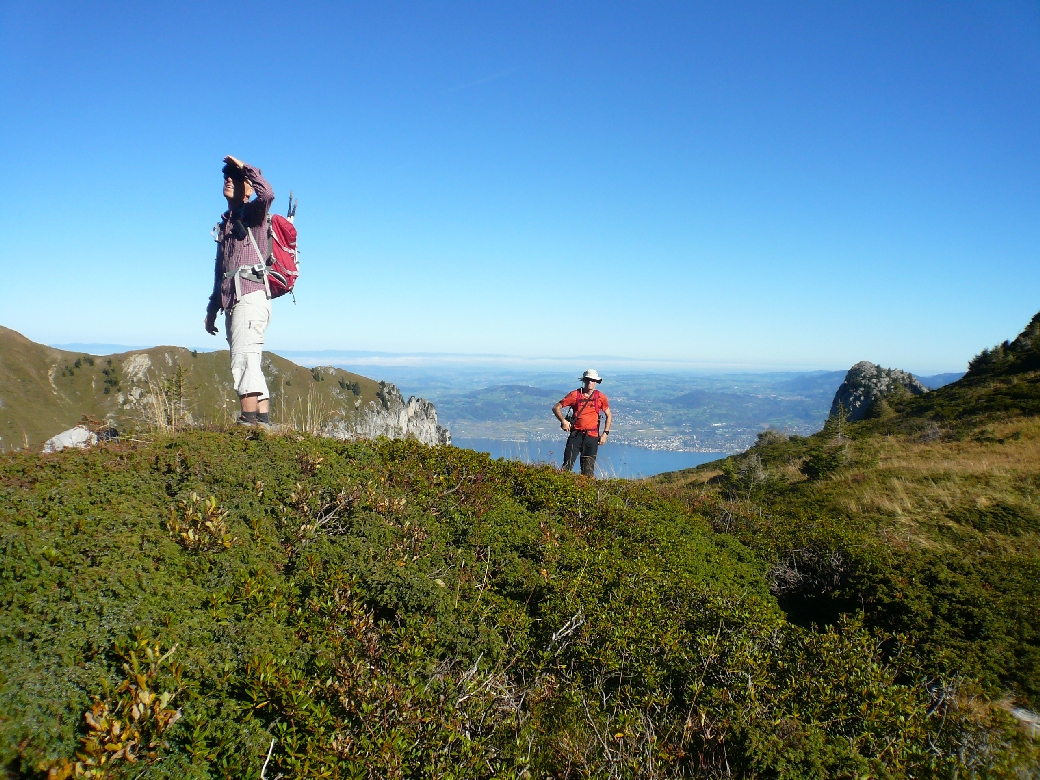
[43,426,98,453]
[830,361,927,421]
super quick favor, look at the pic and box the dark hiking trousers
[563,430,599,477]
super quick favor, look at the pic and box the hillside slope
[1,430,1037,777]
[652,311,1040,721]
[0,327,448,450]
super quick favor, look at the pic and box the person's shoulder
[595,390,609,404]
[560,389,580,403]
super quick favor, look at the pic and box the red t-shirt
[559,389,609,433]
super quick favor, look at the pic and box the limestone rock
[121,353,152,382]
[43,426,98,453]
[830,361,927,421]
[325,382,450,446]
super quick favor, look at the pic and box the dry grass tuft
[281,385,334,435]
[823,419,1040,550]
[143,366,193,433]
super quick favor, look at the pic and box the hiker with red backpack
[553,369,612,477]
[204,155,298,426]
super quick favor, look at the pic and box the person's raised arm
[224,155,274,216]
[242,163,274,209]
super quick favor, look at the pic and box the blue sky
[1,1,1037,373]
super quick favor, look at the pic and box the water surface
[454,437,725,479]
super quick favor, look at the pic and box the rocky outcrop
[326,382,451,446]
[43,426,97,453]
[830,361,927,421]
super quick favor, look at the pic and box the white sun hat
[582,369,602,383]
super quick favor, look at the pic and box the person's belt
[225,263,271,301]
[225,264,266,284]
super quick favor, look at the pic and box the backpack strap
[245,225,272,299]
[222,225,271,302]
[587,390,603,420]
[570,389,602,432]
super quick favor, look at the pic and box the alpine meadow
[3,315,1040,778]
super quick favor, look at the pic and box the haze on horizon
[2,1,1037,375]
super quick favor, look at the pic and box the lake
[453,437,726,479]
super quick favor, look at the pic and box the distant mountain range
[917,371,966,389]
[413,368,964,453]
[38,336,965,454]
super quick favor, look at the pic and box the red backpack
[246,192,299,300]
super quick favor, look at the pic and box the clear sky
[1,1,1037,373]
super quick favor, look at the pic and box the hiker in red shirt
[553,369,612,477]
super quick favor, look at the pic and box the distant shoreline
[454,437,726,479]
[453,434,736,455]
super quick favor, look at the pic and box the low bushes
[1,431,1035,778]
[665,416,1040,717]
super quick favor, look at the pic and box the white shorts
[225,290,271,399]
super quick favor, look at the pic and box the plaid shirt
[207,163,274,314]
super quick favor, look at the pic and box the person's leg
[228,292,272,423]
[226,308,253,423]
[240,393,261,413]
[579,435,600,477]
[253,295,271,421]
[238,393,269,414]
[562,431,581,471]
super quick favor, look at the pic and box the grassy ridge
[0,326,382,450]
[652,355,1040,718]
[2,430,1036,778]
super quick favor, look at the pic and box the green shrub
[949,500,1040,536]
[799,446,847,481]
